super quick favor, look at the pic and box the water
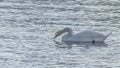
[0,0,119,68]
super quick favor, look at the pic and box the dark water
[0,0,119,68]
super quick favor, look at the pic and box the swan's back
[63,30,106,43]
[74,30,105,37]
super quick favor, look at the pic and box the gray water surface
[0,0,119,68]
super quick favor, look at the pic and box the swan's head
[53,30,64,39]
[53,27,72,39]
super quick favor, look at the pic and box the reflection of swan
[53,27,111,43]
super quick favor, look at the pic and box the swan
[53,27,111,43]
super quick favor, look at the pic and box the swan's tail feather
[104,32,112,40]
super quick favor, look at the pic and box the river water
[0,0,120,68]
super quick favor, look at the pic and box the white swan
[53,27,111,43]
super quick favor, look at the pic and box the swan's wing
[69,30,106,42]
[73,30,105,37]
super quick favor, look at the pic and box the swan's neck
[62,29,73,41]
[64,28,73,36]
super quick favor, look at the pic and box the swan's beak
[53,35,58,39]
[53,31,62,39]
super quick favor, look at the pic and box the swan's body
[54,27,110,43]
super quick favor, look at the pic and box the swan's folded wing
[69,30,106,42]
